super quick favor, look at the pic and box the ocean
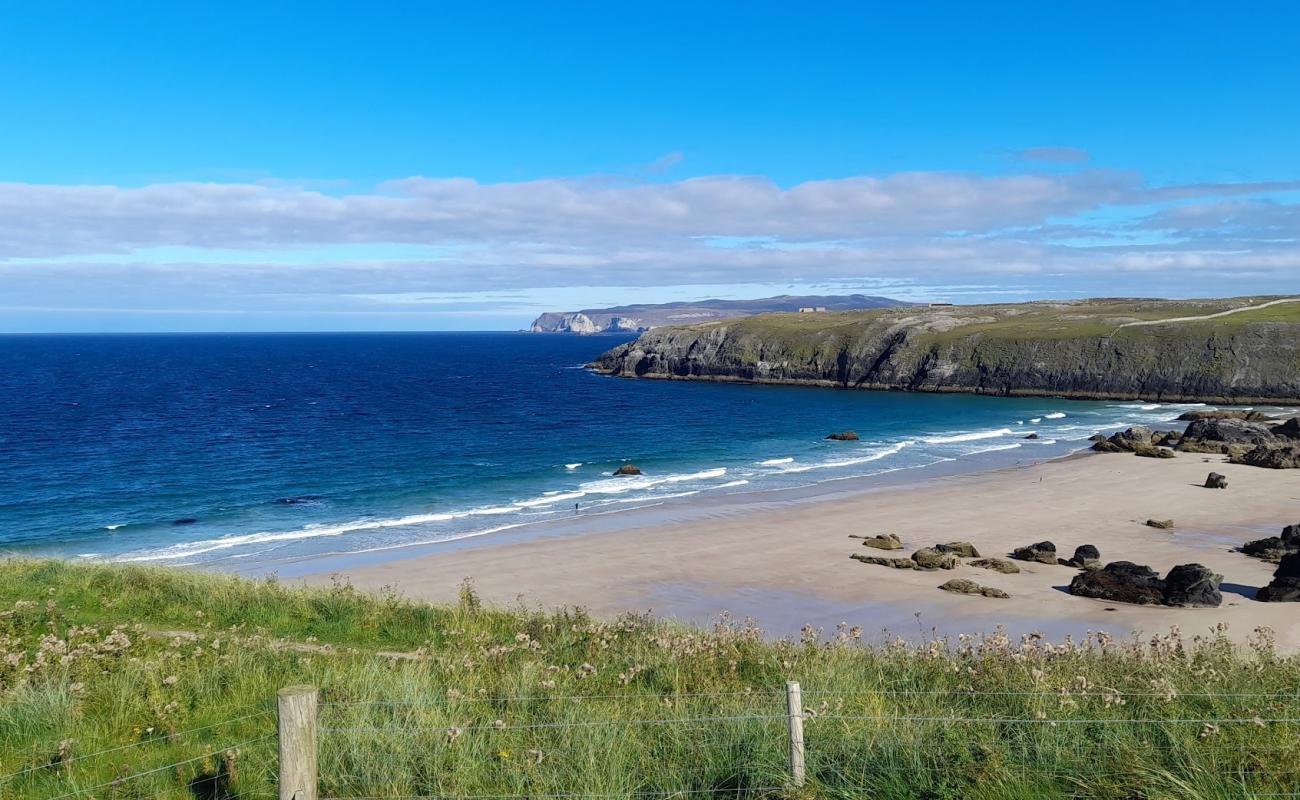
[0,333,1206,568]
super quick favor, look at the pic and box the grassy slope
[3,560,1300,799]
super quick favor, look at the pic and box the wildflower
[526,749,544,765]
[1198,723,1220,739]
[446,727,463,743]
[162,675,178,686]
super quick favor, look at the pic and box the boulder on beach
[1272,417,1300,440]
[938,579,1009,599]
[1068,561,1223,607]
[1145,519,1175,530]
[1256,553,1300,602]
[1088,434,1108,442]
[849,554,915,569]
[826,431,860,441]
[1091,440,1124,453]
[1234,443,1300,469]
[1178,418,1277,449]
[1059,544,1101,569]
[1241,524,1300,563]
[1105,426,1154,453]
[934,541,980,558]
[911,547,959,570]
[1133,443,1176,459]
[1163,564,1224,608]
[1177,409,1272,422]
[612,464,643,476]
[1011,541,1057,564]
[970,557,1020,574]
[1204,472,1228,489]
[857,533,903,551]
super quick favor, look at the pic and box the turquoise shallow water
[0,332,1207,567]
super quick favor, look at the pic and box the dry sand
[301,450,1300,648]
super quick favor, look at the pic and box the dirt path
[1115,296,1300,329]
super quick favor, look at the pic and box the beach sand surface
[300,451,1300,648]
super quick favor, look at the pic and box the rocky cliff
[590,298,1300,403]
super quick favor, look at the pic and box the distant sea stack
[530,294,909,334]
[590,297,1300,404]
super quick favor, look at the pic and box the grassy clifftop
[592,297,1300,403]
[3,560,1300,799]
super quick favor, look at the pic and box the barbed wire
[0,709,274,783]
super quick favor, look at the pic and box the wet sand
[297,450,1300,649]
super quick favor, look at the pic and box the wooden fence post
[278,685,319,800]
[786,680,805,787]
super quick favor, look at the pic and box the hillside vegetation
[2,560,1300,799]
[592,297,1300,403]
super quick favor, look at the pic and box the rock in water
[934,541,980,558]
[1235,444,1300,469]
[1242,524,1300,563]
[1204,472,1228,489]
[1024,433,1040,440]
[612,464,643,476]
[911,547,958,570]
[858,533,903,551]
[938,579,1009,599]
[1163,564,1224,608]
[1069,561,1167,605]
[1060,544,1101,569]
[826,431,860,441]
[1012,541,1057,564]
[1257,554,1300,602]
[1145,519,1175,530]
[970,558,1021,574]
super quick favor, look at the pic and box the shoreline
[292,448,1300,649]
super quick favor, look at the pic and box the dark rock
[850,554,915,569]
[1155,431,1182,447]
[1241,524,1300,563]
[1257,554,1300,602]
[1088,433,1108,442]
[1068,561,1166,605]
[934,541,980,558]
[857,533,903,551]
[1272,417,1300,439]
[1133,443,1176,459]
[1091,440,1124,453]
[1107,426,1154,452]
[1234,444,1300,469]
[1163,564,1223,608]
[1179,418,1277,447]
[1024,433,1040,440]
[826,431,860,441]
[938,579,1009,599]
[275,495,323,505]
[1177,409,1273,422]
[612,464,643,476]
[1204,472,1228,489]
[911,547,958,570]
[1060,544,1101,569]
[173,518,198,525]
[1012,541,1057,564]
[1145,519,1174,530]
[970,557,1020,574]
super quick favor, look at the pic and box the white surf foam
[1028,417,1042,424]
[964,443,1023,455]
[104,524,123,531]
[757,457,794,466]
[564,463,582,470]
[921,428,1014,444]
[1044,412,1067,419]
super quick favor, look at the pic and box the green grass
[3,560,1300,799]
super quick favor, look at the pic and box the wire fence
[4,684,1300,799]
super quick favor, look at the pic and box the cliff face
[590,299,1300,403]
[529,294,908,333]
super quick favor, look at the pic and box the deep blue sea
[0,333,1204,568]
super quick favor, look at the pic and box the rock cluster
[1242,524,1300,563]
[1068,561,1222,607]
[1088,415,1300,469]
[1059,544,1101,569]
[1256,554,1300,602]
[938,579,1009,599]
[969,558,1020,574]
[826,431,860,441]
[853,533,903,551]
[612,464,643,476]
[850,547,958,571]
[1011,541,1057,564]
[1091,426,1177,458]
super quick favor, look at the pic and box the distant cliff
[591,297,1300,403]
[529,294,907,334]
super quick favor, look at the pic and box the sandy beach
[300,449,1300,648]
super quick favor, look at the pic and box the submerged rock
[1059,544,1101,569]
[1257,554,1300,602]
[934,541,980,558]
[1024,433,1040,440]
[1068,561,1222,607]
[1204,472,1229,489]
[938,579,1009,599]
[826,431,860,441]
[173,518,198,526]
[612,464,643,476]
[1012,541,1057,564]
[970,557,1020,574]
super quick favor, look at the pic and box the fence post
[278,685,319,800]
[786,680,805,787]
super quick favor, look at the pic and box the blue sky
[2,2,1299,331]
